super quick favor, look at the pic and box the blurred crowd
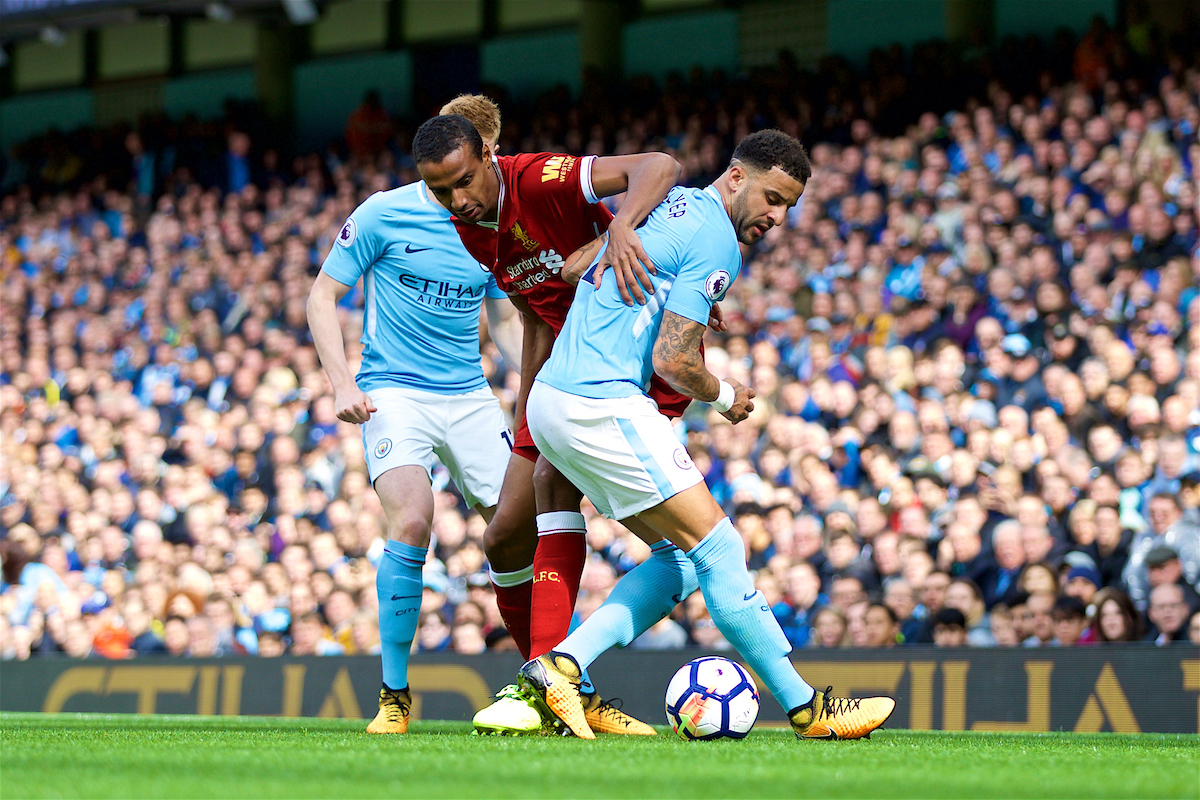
[2,17,1199,661]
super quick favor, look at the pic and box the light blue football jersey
[321,182,507,395]
[537,185,740,399]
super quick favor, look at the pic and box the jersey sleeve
[518,153,598,210]
[663,226,738,326]
[578,155,600,204]
[320,195,385,287]
[484,273,508,299]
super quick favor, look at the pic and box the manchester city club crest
[374,438,392,458]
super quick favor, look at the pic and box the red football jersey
[454,153,608,334]
[453,153,691,420]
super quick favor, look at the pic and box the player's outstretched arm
[590,153,681,306]
[652,310,754,423]
[307,271,376,424]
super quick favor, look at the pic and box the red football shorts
[513,416,540,463]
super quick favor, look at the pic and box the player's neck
[711,169,736,215]
[482,159,502,224]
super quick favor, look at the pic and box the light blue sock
[686,518,814,713]
[377,540,426,690]
[558,541,699,670]
[564,613,597,695]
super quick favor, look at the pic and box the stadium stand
[1,19,1198,660]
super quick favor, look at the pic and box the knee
[482,514,516,559]
[387,513,430,547]
[532,457,559,501]
[533,458,581,510]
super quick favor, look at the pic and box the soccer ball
[664,656,760,740]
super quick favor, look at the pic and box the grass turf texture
[1,713,1196,799]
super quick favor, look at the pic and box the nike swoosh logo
[671,594,683,604]
[390,594,422,601]
[744,592,757,602]
[405,244,431,253]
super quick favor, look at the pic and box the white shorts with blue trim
[526,381,703,520]
[361,385,512,509]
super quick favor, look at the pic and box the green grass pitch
[1,713,1196,799]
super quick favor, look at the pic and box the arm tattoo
[562,235,604,285]
[576,235,604,265]
[653,310,718,401]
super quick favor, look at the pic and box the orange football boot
[790,686,895,740]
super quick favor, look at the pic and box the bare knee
[374,466,434,548]
[483,497,532,557]
[482,514,514,559]
[533,457,582,511]
[386,513,431,547]
[483,508,535,571]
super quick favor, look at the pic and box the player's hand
[708,303,727,332]
[334,387,376,424]
[720,380,756,424]
[595,219,656,305]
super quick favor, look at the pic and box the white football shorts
[362,385,512,508]
[526,381,703,520]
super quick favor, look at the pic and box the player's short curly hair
[731,129,812,184]
[439,94,501,145]
[412,114,483,165]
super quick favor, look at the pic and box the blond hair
[439,94,501,147]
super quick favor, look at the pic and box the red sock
[491,570,533,661]
[529,511,588,659]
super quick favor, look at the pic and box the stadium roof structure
[0,0,296,45]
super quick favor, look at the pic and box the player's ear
[481,142,494,162]
[729,162,747,193]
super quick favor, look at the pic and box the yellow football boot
[517,651,594,739]
[789,686,895,740]
[582,693,657,736]
[366,685,411,734]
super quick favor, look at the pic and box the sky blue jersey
[320,182,507,395]
[537,185,739,399]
